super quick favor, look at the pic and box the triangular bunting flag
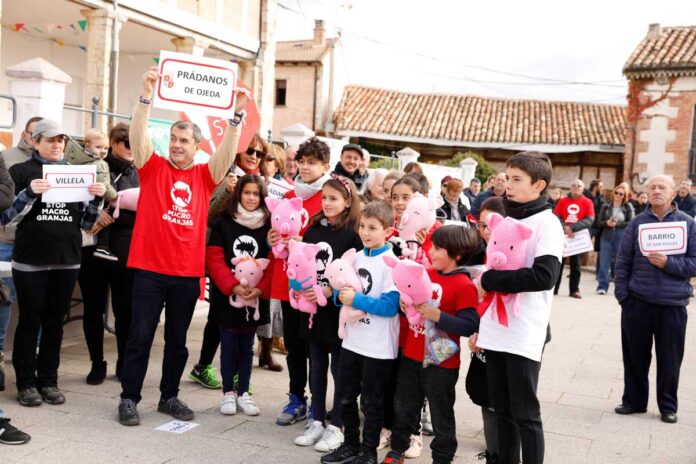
[54,39,65,46]
[78,19,87,31]
[79,46,87,52]
[14,23,25,32]
[153,57,160,64]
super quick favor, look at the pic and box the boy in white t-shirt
[474,152,564,464]
[321,201,400,464]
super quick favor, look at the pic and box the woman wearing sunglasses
[596,183,634,295]
[264,144,287,181]
[233,134,269,179]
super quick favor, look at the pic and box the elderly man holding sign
[117,65,249,426]
[614,175,696,424]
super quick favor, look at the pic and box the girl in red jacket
[206,175,273,416]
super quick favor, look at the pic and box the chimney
[647,23,661,39]
[313,19,326,46]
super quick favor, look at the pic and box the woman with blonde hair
[596,183,634,294]
[265,144,286,181]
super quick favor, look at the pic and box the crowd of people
[0,65,693,464]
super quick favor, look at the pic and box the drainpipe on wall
[326,39,336,136]
[312,64,318,132]
[108,0,120,128]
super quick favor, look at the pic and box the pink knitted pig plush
[325,248,366,339]
[383,255,435,335]
[110,187,140,219]
[265,197,307,259]
[229,256,270,322]
[477,212,534,327]
[286,240,327,328]
[396,192,444,264]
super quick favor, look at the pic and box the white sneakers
[220,392,237,415]
[295,420,326,446]
[404,434,423,458]
[377,427,392,450]
[237,392,260,416]
[314,424,344,452]
[220,391,260,416]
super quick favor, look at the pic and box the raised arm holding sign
[129,63,250,183]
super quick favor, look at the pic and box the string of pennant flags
[4,20,161,64]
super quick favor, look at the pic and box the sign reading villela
[154,50,239,119]
[42,165,96,203]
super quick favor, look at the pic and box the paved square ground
[1,270,695,463]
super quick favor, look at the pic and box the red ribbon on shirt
[478,291,509,327]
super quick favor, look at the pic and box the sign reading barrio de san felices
[153,51,239,119]
[638,221,688,256]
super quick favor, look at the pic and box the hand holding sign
[88,183,106,197]
[142,65,159,100]
[30,178,51,195]
[647,252,668,269]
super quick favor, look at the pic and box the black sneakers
[118,399,140,426]
[86,360,107,385]
[353,449,378,464]
[17,387,42,407]
[321,443,360,464]
[0,418,31,445]
[40,386,65,405]
[158,397,194,421]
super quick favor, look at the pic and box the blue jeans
[597,228,625,291]
[219,328,255,394]
[0,241,16,352]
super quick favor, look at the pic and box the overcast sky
[275,0,694,104]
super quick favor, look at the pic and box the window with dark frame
[275,80,287,106]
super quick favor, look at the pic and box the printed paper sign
[267,177,294,199]
[42,165,96,203]
[154,51,238,119]
[562,229,593,257]
[638,221,687,256]
[155,421,200,434]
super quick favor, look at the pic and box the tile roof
[623,25,696,79]
[276,39,335,63]
[334,86,627,147]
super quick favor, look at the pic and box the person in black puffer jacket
[78,123,140,385]
[3,119,104,407]
[614,175,696,425]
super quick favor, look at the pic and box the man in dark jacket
[470,172,506,218]
[332,143,368,191]
[674,179,696,217]
[463,177,481,205]
[614,175,696,424]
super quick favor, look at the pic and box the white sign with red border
[42,165,96,203]
[638,221,688,256]
[562,228,593,257]
[153,51,238,119]
[266,177,294,199]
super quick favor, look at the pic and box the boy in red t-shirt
[268,137,332,425]
[381,226,480,464]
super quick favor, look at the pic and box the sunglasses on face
[116,140,130,149]
[614,191,624,196]
[265,156,276,162]
[244,147,264,158]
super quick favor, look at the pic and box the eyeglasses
[475,223,490,232]
[244,147,265,158]
[614,191,624,196]
[571,184,583,188]
[265,156,276,162]
[116,140,130,149]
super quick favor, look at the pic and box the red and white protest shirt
[554,195,594,225]
[128,154,217,277]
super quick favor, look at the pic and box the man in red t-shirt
[118,66,249,426]
[553,179,595,298]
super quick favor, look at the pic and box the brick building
[272,20,345,140]
[333,85,626,188]
[622,24,696,190]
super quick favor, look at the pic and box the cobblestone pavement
[1,270,695,463]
